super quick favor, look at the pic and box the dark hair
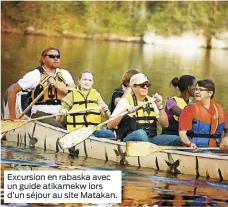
[197,79,215,99]
[40,46,60,65]
[79,69,93,80]
[122,69,140,87]
[170,75,196,92]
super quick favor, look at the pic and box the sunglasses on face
[135,83,151,88]
[45,54,60,59]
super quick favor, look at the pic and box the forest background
[2,1,228,48]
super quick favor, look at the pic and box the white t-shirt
[17,67,75,114]
[111,97,150,117]
[111,97,130,117]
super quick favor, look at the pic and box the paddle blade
[126,141,162,156]
[58,127,96,149]
[1,120,28,133]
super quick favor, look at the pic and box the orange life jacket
[32,66,67,105]
[189,100,225,147]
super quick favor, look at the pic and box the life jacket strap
[187,131,221,139]
[34,99,61,105]
[73,100,97,105]
[69,111,101,116]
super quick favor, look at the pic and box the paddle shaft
[16,106,101,122]
[96,98,158,129]
[18,85,50,119]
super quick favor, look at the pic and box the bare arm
[56,92,74,122]
[157,109,168,127]
[220,136,228,150]
[7,83,22,120]
[179,130,197,148]
[107,116,123,129]
[179,130,191,146]
[97,93,110,120]
[153,93,168,127]
[220,120,228,150]
[48,77,74,94]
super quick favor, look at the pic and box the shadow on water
[1,141,228,206]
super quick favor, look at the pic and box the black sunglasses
[135,83,151,88]
[45,54,60,59]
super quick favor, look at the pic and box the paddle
[18,85,50,119]
[58,98,158,150]
[126,141,219,156]
[1,85,50,137]
[1,107,101,133]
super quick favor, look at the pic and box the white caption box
[4,170,122,203]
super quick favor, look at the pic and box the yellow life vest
[67,88,102,131]
[120,93,157,137]
[172,96,187,121]
[32,66,67,105]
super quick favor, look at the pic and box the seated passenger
[60,70,114,138]
[3,46,75,128]
[107,73,183,146]
[179,79,228,149]
[109,69,140,113]
[162,75,196,135]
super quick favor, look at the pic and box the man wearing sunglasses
[179,79,228,150]
[107,73,183,146]
[3,46,75,127]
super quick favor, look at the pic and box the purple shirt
[165,98,177,118]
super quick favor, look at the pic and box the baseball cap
[129,73,150,86]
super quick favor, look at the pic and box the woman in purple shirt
[162,75,196,135]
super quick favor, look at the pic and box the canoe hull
[4,121,228,181]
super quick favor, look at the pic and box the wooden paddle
[58,98,158,149]
[126,141,219,156]
[1,85,50,137]
[1,107,101,133]
[18,85,50,119]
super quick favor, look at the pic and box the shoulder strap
[36,66,45,74]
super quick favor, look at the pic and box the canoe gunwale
[162,149,228,160]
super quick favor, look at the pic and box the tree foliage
[2,1,228,37]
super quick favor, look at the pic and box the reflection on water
[1,33,228,109]
[1,141,228,206]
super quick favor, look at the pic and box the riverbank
[2,26,228,50]
[1,26,141,43]
[2,1,228,50]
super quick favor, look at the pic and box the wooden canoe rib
[4,120,228,181]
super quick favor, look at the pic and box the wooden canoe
[2,91,228,180]
[3,120,228,181]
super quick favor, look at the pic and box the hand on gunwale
[220,137,228,150]
[189,142,200,152]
